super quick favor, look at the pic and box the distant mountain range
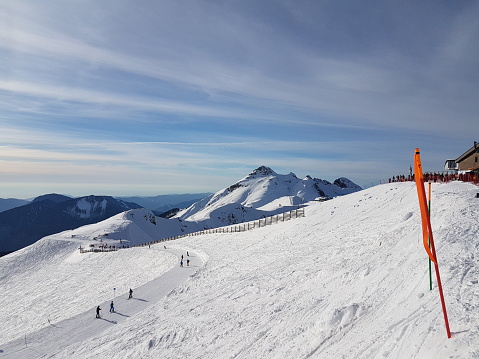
[0,167,361,255]
[0,195,141,254]
[0,193,211,215]
[117,194,211,214]
[0,198,30,213]
[40,166,363,251]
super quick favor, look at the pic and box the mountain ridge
[0,195,141,253]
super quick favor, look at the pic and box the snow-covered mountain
[0,195,141,254]
[1,181,478,358]
[174,165,361,224]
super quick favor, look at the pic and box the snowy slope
[1,181,478,358]
[175,166,361,223]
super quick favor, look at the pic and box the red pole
[426,211,452,338]
[414,148,452,339]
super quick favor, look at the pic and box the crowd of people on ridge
[389,171,478,184]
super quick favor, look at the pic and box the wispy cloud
[0,80,249,120]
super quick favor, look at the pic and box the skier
[181,254,184,260]
[110,301,115,313]
[180,260,183,267]
[129,288,133,299]
[187,259,190,266]
[187,251,189,256]
[96,305,101,318]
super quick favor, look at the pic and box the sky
[1,0,479,198]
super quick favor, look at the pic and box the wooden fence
[133,207,306,248]
[79,246,121,253]
[80,207,306,253]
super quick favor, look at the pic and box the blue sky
[1,0,478,198]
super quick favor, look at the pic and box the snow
[1,181,479,358]
[67,198,108,219]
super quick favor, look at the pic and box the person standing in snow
[129,288,133,299]
[96,305,101,318]
[187,259,190,266]
[110,301,115,313]
[187,251,189,256]
[180,259,183,267]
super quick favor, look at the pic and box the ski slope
[0,247,201,358]
[1,181,478,358]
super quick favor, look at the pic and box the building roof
[455,141,479,163]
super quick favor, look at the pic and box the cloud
[0,80,248,120]
[1,1,478,197]
[2,2,477,138]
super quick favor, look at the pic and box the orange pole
[414,150,436,263]
[414,148,452,338]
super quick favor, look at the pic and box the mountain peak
[333,177,362,190]
[247,166,276,178]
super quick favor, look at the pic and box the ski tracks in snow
[0,245,203,358]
